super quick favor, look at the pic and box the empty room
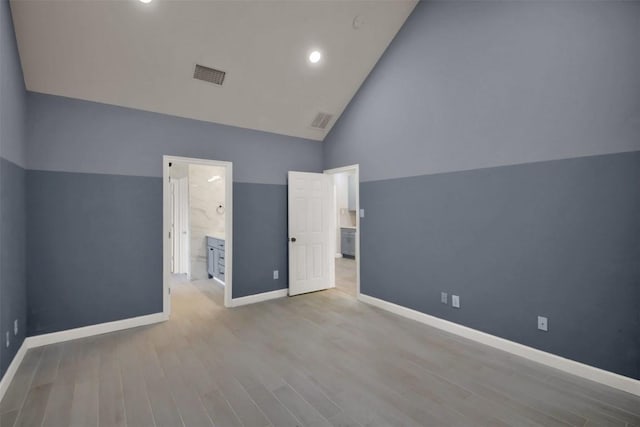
[1,0,639,426]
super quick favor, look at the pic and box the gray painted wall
[26,171,163,335]
[323,0,640,379]
[26,173,291,333]
[360,152,640,379]
[0,159,26,377]
[27,92,322,184]
[24,93,320,333]
[324,0,640,181]
[0,0,27,380]
[233,183,288,298]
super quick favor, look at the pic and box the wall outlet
[538,316,548,331]
[273,270,279,280]
[14,319,18,336]
[451,295,460,308]
[5,332,9,348]
[359,209,365,218]
[441,292,448,304]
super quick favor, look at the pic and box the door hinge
[168,288,171,295]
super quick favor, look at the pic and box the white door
[170,180,176,273]
[172,176,190,275]
[288,171,334,296]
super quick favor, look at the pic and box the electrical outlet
[5,332,9,348]
[359,209,365,218]
[273,270,279,280]
[441,292,448,304]
[14,319,18,336]
[451,295,460,308]
[538,316,548,331]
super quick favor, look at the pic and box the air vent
[193,64,226,86]
[311,112,333,130]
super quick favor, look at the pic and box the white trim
[163,155,234,312]
[0,312,166,402]
[358,294,640,396]
[230,289,288,307]
[323,164,360,298]
[0,342,28,403]
[25,313,166,348]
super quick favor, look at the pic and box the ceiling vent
[193,64,226,86]
[311,112,333,130]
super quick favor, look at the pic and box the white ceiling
[10,0,416,141]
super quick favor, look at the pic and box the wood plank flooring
[335,257,357,297]
[1,278,639,427]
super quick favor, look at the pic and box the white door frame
[170,179,176,273]
[171,176,190,276]
[163,155,234,317]
[323,164,360,298]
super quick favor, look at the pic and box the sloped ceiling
[10,0,416,141]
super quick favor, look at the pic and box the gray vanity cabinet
[340,228,356,258]
[207,237,225,282]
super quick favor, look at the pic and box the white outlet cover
[441,292,448,304]
[273,270,279,280]
[359,209,365,218]
[452,295,460,308]
[538,316,548,331]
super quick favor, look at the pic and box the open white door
[171,176,190,275]
[288,171,334,296]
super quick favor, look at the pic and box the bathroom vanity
[340,227,356,258]
[207,236,225,284]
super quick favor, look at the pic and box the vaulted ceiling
[10,0,416,141]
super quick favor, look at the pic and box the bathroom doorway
[163,156,233,316]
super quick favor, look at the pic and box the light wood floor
[1,280,639,427]
[335,257,357,297]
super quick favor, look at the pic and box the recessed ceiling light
[139,0,152,4]
[309,51,322,64]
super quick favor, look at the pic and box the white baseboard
[25,312,166,349]
[214,277,226,287]
[0,312,166,403]
[0,342,28,403]
[230,289,288,307]
[358,294,640,397]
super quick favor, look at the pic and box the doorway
[325,165,360,297]
[163,156,233,317]
[170,164,190,276]
[287,165,360,298]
